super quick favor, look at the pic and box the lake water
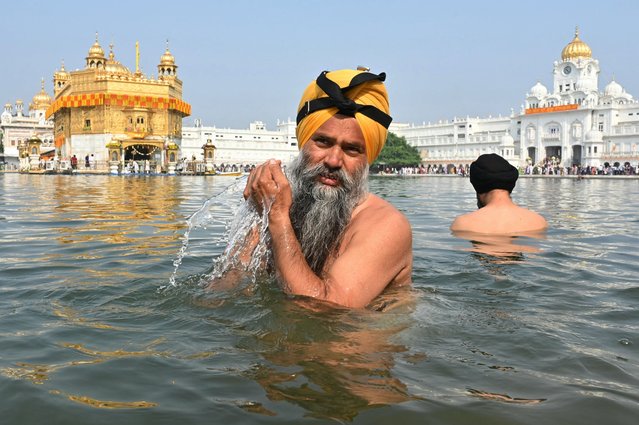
[1,173,638,424]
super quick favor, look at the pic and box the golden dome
[54,60,69,78]
[87,33,106,59]
[160,48,175,66]
[30,79,52,110]
[104,44,132,75]
[159,40,176,66]
[104,59,131,75]
[561,27,592,61]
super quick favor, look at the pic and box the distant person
[85,154,90,169]
[89,154,96,170]
[450,153,547,234]
[211,68,412,308]
[70,155,78,170]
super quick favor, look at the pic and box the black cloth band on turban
[470,153,519,194]
[296,70,393,129]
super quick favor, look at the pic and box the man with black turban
[451,153,547,234]
[240,69,412,308]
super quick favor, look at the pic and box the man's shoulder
[361,194,407,217]
[355,194,411,233]
[518,207,548,229]
[450,210,482,232]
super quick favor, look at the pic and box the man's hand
[243,159,292,224]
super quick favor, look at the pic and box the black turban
[470,154,518,194]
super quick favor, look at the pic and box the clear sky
[2,0,638,129]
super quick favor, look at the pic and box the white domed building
[519,27,637,168]
[0,80,54,168]
[390,28,639,170]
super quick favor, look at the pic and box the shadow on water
[194,279,421,421]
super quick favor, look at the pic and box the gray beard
[288,152,369,277]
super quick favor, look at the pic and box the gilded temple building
[45,34,191,172]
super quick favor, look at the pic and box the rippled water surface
[1,173,638,424]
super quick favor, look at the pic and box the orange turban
[295,69,392,164]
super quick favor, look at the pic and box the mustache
[296,162,355,189]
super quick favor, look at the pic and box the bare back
[451,191,547,235]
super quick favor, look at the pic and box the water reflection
[51,176,183,250]
[238,289,419,421]
[452,230,545,263]
[24,176,189,283]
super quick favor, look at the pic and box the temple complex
[391,28,639,170]
[1,80,54,168]
[45,34,190,173]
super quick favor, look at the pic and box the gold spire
[136,41,141,74]
[561,26,592,61]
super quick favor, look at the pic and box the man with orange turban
[243,68,413,308]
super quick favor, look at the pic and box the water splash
[165,177,245,288]
[165,176,273,289]
[206,197,273,283]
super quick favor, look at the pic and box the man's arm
[247,160,412,308]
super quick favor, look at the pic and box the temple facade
[45,34,190,173]
[391,28,639,170]
[180,119,298,166]
[1,80,54,168]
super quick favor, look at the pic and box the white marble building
[389,115,518,167]
[392,29,639,169]
[181,119,299,166]
[1,80,54,167]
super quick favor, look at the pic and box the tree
[373,132,421,169]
